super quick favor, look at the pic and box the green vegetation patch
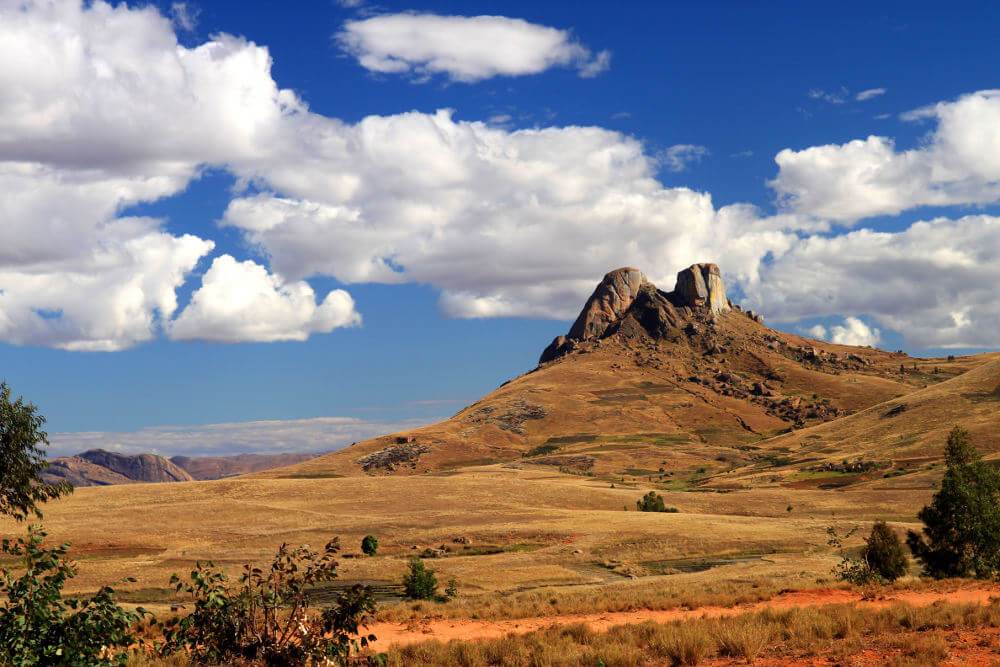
[961,383,1000,403]
[523,444,560,457]
[544,434,598,445]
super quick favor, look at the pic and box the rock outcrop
[540,262,739,363]
[568,267,648,340]
[673,263,730,314]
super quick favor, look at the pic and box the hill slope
[261,264,985,483]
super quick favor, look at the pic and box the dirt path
[366,585,1000,651]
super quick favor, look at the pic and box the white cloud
[808,87,849,104]
[336,13,610,82]
[747,215,1000,349]
[0,0,303,349]
[659,144,709,172]
[223,109,795,319]
[48,416,434,457]
[771,90,1000,222]
[829,317,881,346]
[168,255,360,342]
[856,88,886,101]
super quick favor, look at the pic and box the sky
[4,0,1000,457]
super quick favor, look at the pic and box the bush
[158,537,379,664]
[862,521,908,581]
[0,381,71,521]
[826,525,881,585]
[636,491,678,513]
[361,534,379,556]
[402,558,440,601]
[907,427,1000,578]
[0,525,145,666]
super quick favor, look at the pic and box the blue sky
[3,0,1000,456]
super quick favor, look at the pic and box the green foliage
[636,491,678,513]
[402,558,439,601]
[444,578,458,600]
[907,427,1000,579]
[523,444,559,457]
[158,537,379,665]
[826,525,881,586]
[361,534,379,557]
[0,525,145,666]
[0,381,71,521]
[861,521,908,582]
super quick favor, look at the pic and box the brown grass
[380,598,1000,666]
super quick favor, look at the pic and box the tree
[0,381,71,520]
[907,427,1000,578]
[0,525,145,666]
[402,558,439,600]
[862,521,908,582]
[159,537,379,664]
[361,534,379,557]
[636,491,677,512]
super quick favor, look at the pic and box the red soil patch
[365,585,1000,652]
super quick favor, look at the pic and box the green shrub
[361,534,379,556]
[636,491,678,513]
[826,525,881,585]
[907,427,1000,578]
[403,558,440,600]
[523,444,559,457]
[862,521,908,581]
[158,537,378,664]
[0,525,145,666]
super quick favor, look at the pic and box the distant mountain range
[42,449,323,487]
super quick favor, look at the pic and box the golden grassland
[0,462,935,617]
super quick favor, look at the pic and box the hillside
[260,264,988,484]
[43,450,324,486]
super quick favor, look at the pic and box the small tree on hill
[402,558,439,600]
[361,534,378,556]
[637,491,678,512]
[907,427,1000,578]
[0,381,71,520]
[862,521,908,582]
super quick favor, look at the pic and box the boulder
[673,263,730,314]
[568,268,649,340]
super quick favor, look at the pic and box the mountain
[43,450,324,487]
[260,263,990,484]
[42,449,195,486]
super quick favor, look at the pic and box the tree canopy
[0,381,71,520]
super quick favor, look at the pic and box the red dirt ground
[365,585,1000,653]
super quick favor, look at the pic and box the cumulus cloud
[856,88,886,101]
[806,318,880,346]
[0,0,303,349]
[223,109,795,319]
[168,256,361,342]
[660,144,709,172]
[746,215,1000,349]
[48,416,434,457]
[336,13,610,82]
[771,90,1000,222]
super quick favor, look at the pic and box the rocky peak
[568,267,649,340]
[540,263,740,364]
[673,263,730,314]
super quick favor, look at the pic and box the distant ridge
[42,449,323,487]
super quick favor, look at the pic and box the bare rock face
[77,449,195,483]
[540,262,737,364]
[568,267,649,340]
[673,263,730,314]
